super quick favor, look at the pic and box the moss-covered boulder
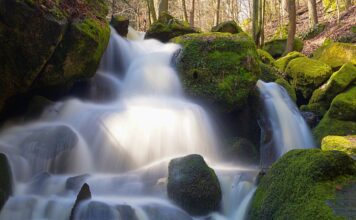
[263,38,304,58]
[110,15,129,37]
[167,154,221,216]
[0,0,110,116]
[275,51,305,72]
[275,78,297,102]
[250,149,356,220]
[322,135,356,157]
[309,63,356,108]
[285,57,332,101]
[211,20,243,34]
[222,137,259,164]
[257,49,275,65]
[313,87,356,144]
[145,13,198,42]
[313,42,356,69]
[259,63,283,82]
[172,32,260,112]
[0,153,12,210]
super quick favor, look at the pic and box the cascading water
[0,28,259,220]
[257,80,315,167]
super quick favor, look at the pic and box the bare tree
[216,0,221,25]
[252,0,261,45]
[147,0,157,22]
[285,0,296,54]
[182,0,189,22]
[190,0,196,26]
[159,0,169,16]
[307,0,318,27]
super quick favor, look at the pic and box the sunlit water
[0,28,259,220]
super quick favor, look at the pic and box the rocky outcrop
[167,154,221,216]
[211,20,243,34]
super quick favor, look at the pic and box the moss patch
[275,51,305,72]
[211,20,243,34]
[275,78,297,102]
[257,49,275,65]
[327,86,356,121]
[313,42,356,69]
[322,135,356,156]
[285,57,332,100]
[250,149,356,220]
[263,38,304,58]
[172,32,260,112]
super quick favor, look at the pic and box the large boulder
[145,13,198,42]
[263,38,304,58]
[313,87,356,144]
[275,51,305,72]
[321,135,356,157]
[0,153,12,210]
[250,149,356,220]
[312,42,356,70]
[172,32,260,112]
[285,57,332,102]
[257,49,275,65]
[167,154,222,216]
[211,20,243,34]
[275,78,297,102]
[0,0,110,116]
[110,15,129,37]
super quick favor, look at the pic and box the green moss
[259,63,283,82]
[275,51,305,72]
[352,26,356,34]
[300,102,329,116]
[250,149,356,220]
[272,25,288,40]
[263,38,304,58]
[300,23,327,40]
[257,49,275,65]
[285,57,332,100]
[309,63,356,107]
[322,135,356,156]
[328,87,356,121]
[211,20,243,34]
[313,42,356,69]
[172,32,260,112]
[275,78,297,102]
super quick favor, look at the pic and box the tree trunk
[159,0,169,16]
[216,0,221,25]
[182,0,189,22]
[307,0,318,27]
[286,0,296,54]
[190,0,196,26]
[345,0,351,9]
[260,0,266,47]
[252,0,260,46]
[336,0,340,23]
[147,0,157,22]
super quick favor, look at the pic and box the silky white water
[0,28,259,220]
[257,80,315,167]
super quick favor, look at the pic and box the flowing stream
[0,28,259,220]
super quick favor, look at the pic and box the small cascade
[257,80,315,167]
[0,28,259,219]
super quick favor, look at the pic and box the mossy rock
[313,42,356,70]
[285,57,332,101]
[0,153,12,210]
[300,102,329,116]
[167,154,222,216]
[223,137,259,164]
[110,15,129,37]
[172,32,260,112]
[211,20,243,34]
[313,87,356,144]
[275,78,297,102]
[250,149,356,220]
[145,13,198,42]
[0,0,110,116]
[275,51,305,72]
[322,135,356,157]
[300,23,326,40]
[309,63,356,108]
[263,38,304,58]
[271,25,289,40]
[259,63,283,82]
[257,49,275,65]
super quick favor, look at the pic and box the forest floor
[264,2,356,56]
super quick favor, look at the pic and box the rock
[66,174,90,191]
[312,42,356,69]
[300,23,326,40]
[257,49,275,65]
[300,102,329,117]
[145,13,198,42]
[275,78,297,102]
[313,87,356,144]
[285,57,332,101]
[70,183,92,220]
[0,0,110,116]
[274,51,305,72]
[263,38,304,58]
[321,135,356,157]
[300,111,320,128]
[259,63,283,82]
[172,32,260,112]
[110,15,129,37]
[167,154,222,216]
[24,96,54,120]
[211,20,243,34]
[309,63,356,109]
[116,205,139,220]
[0,153,12,210]
[223,137,259,164]
[249,149,356,220]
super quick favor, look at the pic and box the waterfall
[257,80,315,167]
[0,28,259,220]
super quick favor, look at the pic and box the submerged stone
[167,154,221,216]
